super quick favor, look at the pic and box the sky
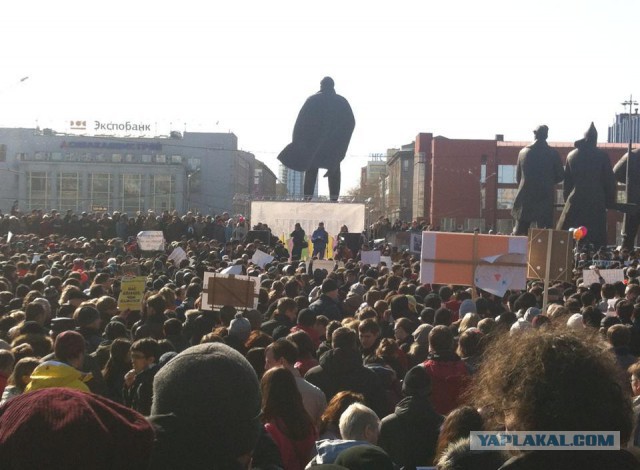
[1,0,638,196]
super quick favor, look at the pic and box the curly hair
[466,329,633,444]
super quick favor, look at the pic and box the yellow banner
[117,276,146,311]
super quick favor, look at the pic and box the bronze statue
[278,77,355,201]
[511,125,564,235]
[557,123,616,248]
[613,148,640,249]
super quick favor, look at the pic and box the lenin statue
[511,125,564,235]
[278,77,355,201]
[556,123,616,248]
[613,148,640,250]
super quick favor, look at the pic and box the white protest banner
[221,264,243,275]
[251,249,274,268]
[380,255,393,267]
[137,231,165,251]
[167,246,188,267]
[360,250,381,266]
[582,269,625,286]
[313,259,336,273]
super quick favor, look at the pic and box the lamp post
[622,95,638,204]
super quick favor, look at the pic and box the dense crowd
[0,208,640,469]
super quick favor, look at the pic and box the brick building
[409,132,631,245]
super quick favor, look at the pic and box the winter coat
[500,449,640,470]
[422,351,469,415]
[308,294,343,322]
[306,440,372,466]
[123,364,159,416]
[557,126,616,248]
[278,86,355,173]
[378,395,444,469]
[261,314,296,340]
[512,139,564,226]
[305,347,389,418]
[25,361,91,393]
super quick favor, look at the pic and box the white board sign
[361,250,381,265]
[582,269,625,286]
[137,231,165,251]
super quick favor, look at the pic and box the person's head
[150,343,261,468]
[276,297,297,321]
[394,317,415,342]
[332,327,358,351]
[533,124,549,141]
[629,361,640,397]
[435,405,484,462]
[338,402,380,444]
[0,350,15,377]
[402,364,432,397]
[264,338,298,370]
[608,324,631,349]
[130,338,160,373]
[0,388,154,469]
[358,318,380,350]
[54,330,85,368]
[318,391,365,437]
[322,279,339,300]
[468,330,633,445]
[429,325,454,354]
[286,330,315,360]
[8,357,40,392]
[457,328,484,359]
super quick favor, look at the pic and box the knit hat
[322,279,338,294]
[510,318,533,334]
[150,343,261,462]
[334,445,394,470]
[349,283,366,297]
[402,365,431,397]
[567,313,584,330]
[458,299,477,316]
[524,307,541,323]
[412,323,433,345]
[74,305,100,327]
[0,388,153,469]
[54,330,86,361]
[229,312,251,343]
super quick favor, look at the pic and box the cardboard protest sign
[167,246,188,267]
[380,255,393,267]
[251,249,274,268]
[313,259,336,273]
[527,229,573,284]
[137,231,165,251]
[221,264,243,275]
[582,269,625,285]
[360,250,381,266]
[117,276,146,311]
[420,232,527,293]
[201,272,259,310]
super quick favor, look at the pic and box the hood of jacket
[25,361,91,393]
[314,439,372,464]
[394,395,442,423]
[319,348,363,376]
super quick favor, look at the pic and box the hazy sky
[1,0,637,196]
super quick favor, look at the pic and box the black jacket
[261,314,295,340]
[378,395,444,469]
[308,294,344,322]
[123,364,159,416]
[500,449,640,470]
[305,347,389,418]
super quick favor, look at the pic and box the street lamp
[622,95,638,204]
[468,170,497,230]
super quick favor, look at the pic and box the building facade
[608,113,640,143]
[407,132,630,244]
[0,128,275,216]
[386,143,414,222]
[278,164,318,198]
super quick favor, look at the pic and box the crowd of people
[0,207,640,469]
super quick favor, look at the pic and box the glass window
[152,174,174,212]
[91,174,111,212]
[498,165,517,184]
[59,173,80,212]
[27,172,48,210]
[440,217,456,231]
[496,218,514,234]
[497,188,518,209]
[122,174,142,213]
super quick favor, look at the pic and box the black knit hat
[402,364,432,397]
[150,343,261,461]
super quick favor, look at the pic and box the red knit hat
[0,388,154,469]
